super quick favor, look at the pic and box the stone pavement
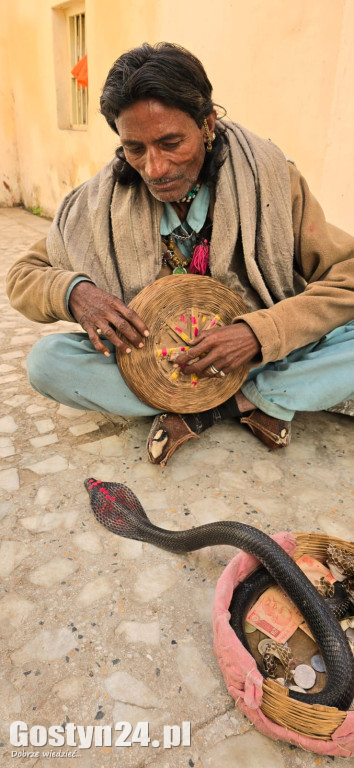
[0,207,352,768]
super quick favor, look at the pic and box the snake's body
[85,478,354,710]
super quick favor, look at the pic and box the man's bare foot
[235,391,255,413]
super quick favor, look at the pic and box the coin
[311,654,326,673]
[258,639,272,655]
[293,664,316,690]
[244,621,257,634]
[275,677,286,686]
[289,684,306,693]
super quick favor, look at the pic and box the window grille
[69,12,87,126]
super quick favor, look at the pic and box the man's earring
[203,118,213,152]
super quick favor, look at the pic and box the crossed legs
[27,321,354,461]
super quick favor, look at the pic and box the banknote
[246,585,304,643]
[296,555,335,638]
[296,554,335,585]
[246,556,334,643]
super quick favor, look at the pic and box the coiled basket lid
[116,274,249,413]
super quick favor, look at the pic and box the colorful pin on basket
[213,532,354,756]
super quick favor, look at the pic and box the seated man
[6,43,354,466]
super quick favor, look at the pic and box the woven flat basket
[213,532,354,756]
[117,274,249,413]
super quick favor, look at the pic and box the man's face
[115,100,215,202]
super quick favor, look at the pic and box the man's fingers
[174,332,221,369]
[97,319,139,349]
[174,342,206,368]
[71,283,150,350]
[109,316,145,349]
[93,306,149,349]
[110,299,149,339]
[174,324,260,374]
[84,324,132,356]
[84,326,113,356]
[177,350,217,376]
[79,305,147,351]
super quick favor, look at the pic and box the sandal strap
[240,410,291,449]
[147,413,199,466]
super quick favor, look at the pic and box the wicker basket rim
[259,532,353,739]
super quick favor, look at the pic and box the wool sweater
[6,133,354,365]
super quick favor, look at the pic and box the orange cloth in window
[71,55,88,87]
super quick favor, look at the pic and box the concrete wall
[0,3,21,206]
[1,0,353,233]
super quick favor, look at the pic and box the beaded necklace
[161,182,211,274]
[176,182,201,204]
[162,217,212,275]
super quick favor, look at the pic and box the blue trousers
[26,321,354,421]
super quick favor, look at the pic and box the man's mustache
[145,176,183,185]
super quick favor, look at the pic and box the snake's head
[84,477,96,493]
[84,478,151,541]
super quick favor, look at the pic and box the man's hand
[69,282,149,356]
[174,322,261,377]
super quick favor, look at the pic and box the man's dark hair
[100,42,228,186]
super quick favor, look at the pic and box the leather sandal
[240,409,291,449]
[147,413,199,467]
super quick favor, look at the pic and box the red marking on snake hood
[88,479,102,490]
[116,489,137,510]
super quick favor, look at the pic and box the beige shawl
[47,121,296,310]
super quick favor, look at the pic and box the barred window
[52,2,88,130]
[69,12,88,126]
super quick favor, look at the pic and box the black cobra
[84,478,354,710]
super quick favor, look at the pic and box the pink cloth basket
[213,532,354,756]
